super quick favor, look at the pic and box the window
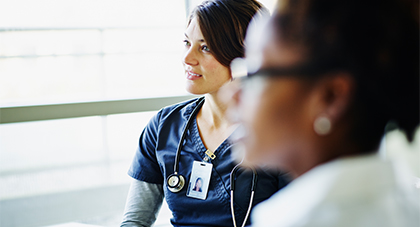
[0,0,189,107]
[2,1,416,227]
[0,1,192,226]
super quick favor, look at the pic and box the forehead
[245,15,306,71]
[185,18,205,40]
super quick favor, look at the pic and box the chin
[185,86,206,95]
[241,147,269,167]
[244,146,289,170]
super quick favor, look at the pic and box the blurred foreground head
[230,0,419,176]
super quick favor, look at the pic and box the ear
[310,72,355,128]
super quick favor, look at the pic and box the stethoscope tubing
[230,162,258,227]
[173,97,205,174]
[169,97,258,227]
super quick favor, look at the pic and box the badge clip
[205,149,216,160]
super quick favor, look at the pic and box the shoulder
[156,96,203,124]
[252,156,420,226]
[159,96,201,116]
[139,97,202,140]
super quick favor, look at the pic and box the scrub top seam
[191,118,209,162]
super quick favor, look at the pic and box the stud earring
[314,116,332,136]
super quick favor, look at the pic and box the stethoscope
[230,162,258,227]
[166,97,258,227]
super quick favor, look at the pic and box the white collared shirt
[251,154,420,227]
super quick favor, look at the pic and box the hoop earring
[314,116,332,136]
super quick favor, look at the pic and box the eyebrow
[184,33,206,43]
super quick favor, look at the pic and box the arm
[120,179,164,227]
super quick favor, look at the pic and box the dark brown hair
[188,0,268,67]
[273,0,419,151]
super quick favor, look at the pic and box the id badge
[186,161,212,200]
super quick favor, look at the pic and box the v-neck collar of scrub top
[181,97,233,164]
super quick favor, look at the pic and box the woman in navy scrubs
[120,1,290,227]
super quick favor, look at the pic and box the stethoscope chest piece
[167,97,205,193]
[167,173,185,193]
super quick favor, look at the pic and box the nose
[183,47,199,66]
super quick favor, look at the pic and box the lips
[186,71,202,80]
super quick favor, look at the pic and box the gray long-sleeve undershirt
[120,179,164,227]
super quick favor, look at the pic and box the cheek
[242,101,287,165]
[237,86,277,164]
[203,58,231,80]
[239,79,311,167]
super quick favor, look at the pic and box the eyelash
[201,45,210,53]
[183,40,211,53]
[183,40,191,47]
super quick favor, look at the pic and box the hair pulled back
[189,0,268,67]
[274,0,419,150]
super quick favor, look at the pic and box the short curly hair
[273,0,419,150]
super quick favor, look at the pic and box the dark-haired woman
[225,0,419,226]
[120,1,290,226]
[192,178,203,192]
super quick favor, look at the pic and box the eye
[201,45,210,53]
[183,40,191,47]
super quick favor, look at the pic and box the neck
[195,93,237,151]
[290,125,362,178]
[199,93,231,129]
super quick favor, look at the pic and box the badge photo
[186,161,212,200]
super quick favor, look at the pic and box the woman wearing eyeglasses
[225,0,419,226]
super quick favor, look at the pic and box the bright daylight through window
[0,0,190,226]
[0,0,189,106]
[0,0,417,227]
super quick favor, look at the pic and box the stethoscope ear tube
[230,164,241,191]
[230,164,258,227]
[251,168,258,191]
[230,164,258,191]
[167,97,205,193]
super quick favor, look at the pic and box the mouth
[186,71,203,80]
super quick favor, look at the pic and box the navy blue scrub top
[128,97,290,227]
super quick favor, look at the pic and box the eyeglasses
[247,65,327,78]
[231,57,342,81]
